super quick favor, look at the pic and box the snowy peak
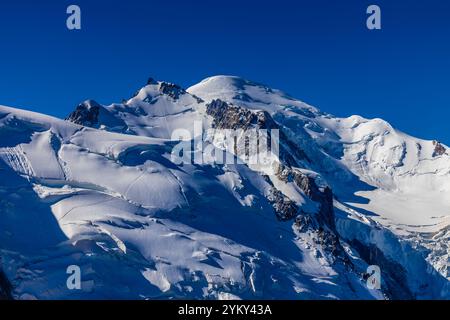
[64,75,450,198]
[129,78,203,105]
[188,75,285,103]
[66,77,207,138]
[188,75,320,116]
[3,74,448,299]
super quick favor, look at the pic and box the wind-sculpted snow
[0,75,449,299]
[189,76,450,297]
[0,105,379,299]
[67,80,206,139]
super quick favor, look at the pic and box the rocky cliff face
[159,82,187,100]
[205,99,348,265]
[432,140,447,157]
[206,99,310,166]
[66,99,103,126]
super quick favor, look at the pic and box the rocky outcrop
[432,140,446,157]
[158,82,185,100]
[66,99,128,131]
[294,214,351,266]
[157,81,203,103]
[293,172,335,232]
[66,100,102,126]
[143,79,204,103]
[276,165,336,232]
[267,188,299,221]
[283,166,350,265]
[206,99,309,166]
[207,99,261,130]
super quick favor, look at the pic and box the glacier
[0,75,448,299]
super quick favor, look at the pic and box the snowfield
[0,75,448,299]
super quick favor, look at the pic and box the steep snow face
[0,105,381,300]
[312,115,450,240]
[188,76,450,230]
[189,75,450,289]
[1,75,449,299]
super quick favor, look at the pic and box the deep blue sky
[0,0,449,144]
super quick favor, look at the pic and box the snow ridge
[0,75,448,300]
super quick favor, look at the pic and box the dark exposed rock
[207,99,279,131]
[66,100,102,126]
[277,165,347,266]
[276,165,336,232]
[432,140,446,157]
[191,94,204,104]
[155,81,203,103]
[206,99,309,166]
[268,189,299,221]
[294,214,315,233]
[294,214,352,267]
[158,82,185,100]
[206,99,256,130]
[66,100,128,131]
[292,171,336,232]
[207,99,280,131]
[294,215,351,266]
[316,227,352,265]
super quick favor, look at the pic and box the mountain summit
[0,76,448,299]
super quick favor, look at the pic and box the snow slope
[189,76,450,232]
[0,75,448,299]
[189,76,450,294]
[0,104,380,299]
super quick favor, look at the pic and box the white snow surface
[0,75,448,299]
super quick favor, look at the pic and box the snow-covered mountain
[0,75,448,299]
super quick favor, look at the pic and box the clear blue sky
[0,0,449,144]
